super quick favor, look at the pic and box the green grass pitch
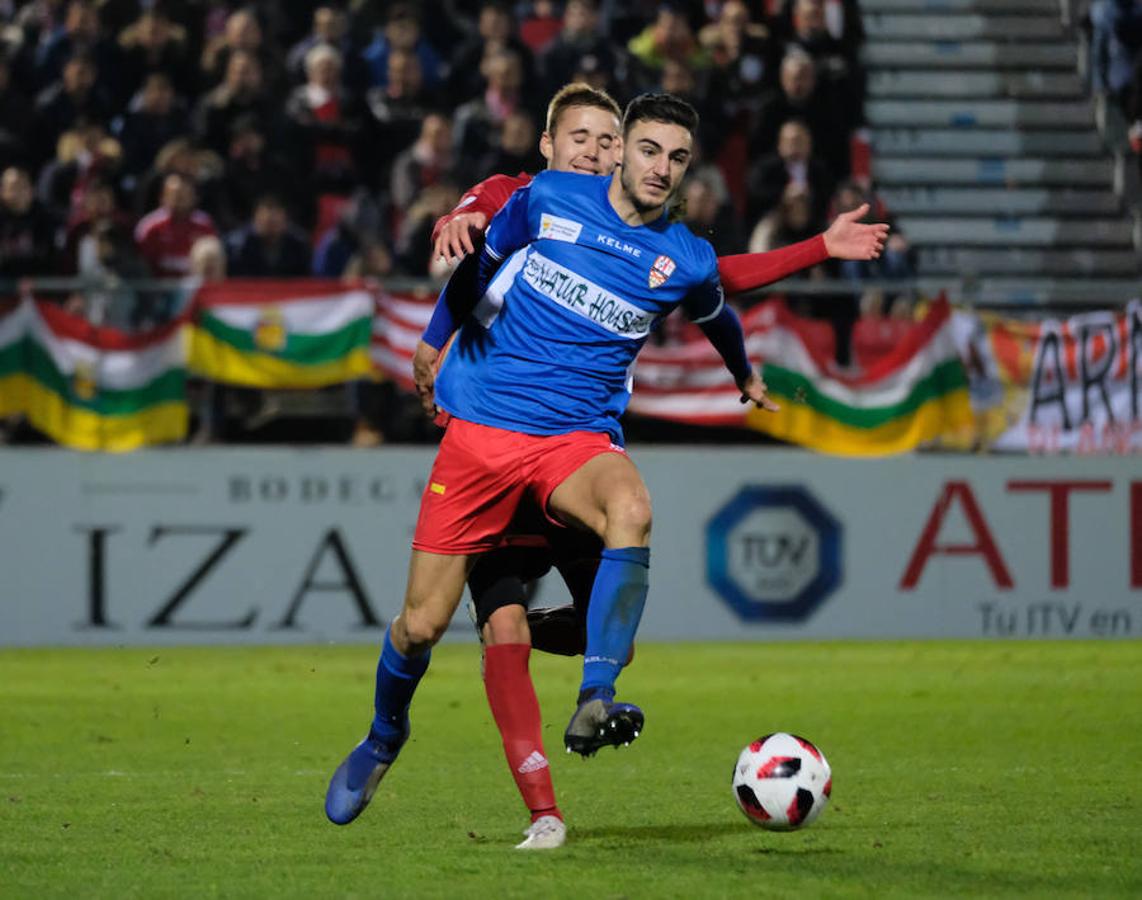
[2,641,1140,899]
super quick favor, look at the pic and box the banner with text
[952,300,1142,454]
[0,449,1137,646]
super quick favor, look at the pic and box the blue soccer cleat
[563,696,644,757]
[324,726,407,825]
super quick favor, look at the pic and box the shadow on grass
[573,821,841,850]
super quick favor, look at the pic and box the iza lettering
[73,525,381,630]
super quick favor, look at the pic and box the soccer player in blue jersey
[326,93,782,846]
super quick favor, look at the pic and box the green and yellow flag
[188,279,374,387]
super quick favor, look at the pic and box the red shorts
[412,418,624,555]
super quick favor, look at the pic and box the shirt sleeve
[430,174,524,247]
[483,181,534,262]
[680,243,726,324]
[716,234,829,295]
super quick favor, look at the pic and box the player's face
[619,119,693,213]
[541,106,622,175]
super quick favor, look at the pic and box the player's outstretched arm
[715,203,890,295]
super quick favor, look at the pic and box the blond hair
[544,82,621,134]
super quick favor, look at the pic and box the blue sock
[371,627,430,744]
[580,547,650,700]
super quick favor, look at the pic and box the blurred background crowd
[0,0,915,291]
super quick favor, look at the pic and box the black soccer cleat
[563,698,644,757]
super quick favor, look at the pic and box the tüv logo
[706,485,842,623]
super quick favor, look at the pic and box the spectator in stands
[215,115,297,233]
[134,171,217,278]
[286,6,369,93]
[750,48,849,180]
[133,136,224,222]
[36,120,123,223]
[0,52,34,170]
[116,7,194,101]
[33,0,120,97]
[284,45,364,192]
[33,51,114,163]
[447,1,536,105]
[225,193,311,277]
[365,49,438,185]
[540,0,625,95]
[700,0,779,111]
[680,170,742,257]
[193,49,278,159]
[477,110,544,181]
[312,188,389,277]
[200,8,283,97]
[0,166,57,277]
[748,182,826,263]
[112,72,188,192]
[362,3,445,91]
[61,175,132,274]
[786,0,864,132]
[1088,0,1142,102]
[627,2,710,84]
[453,49,535,163]
[746,118,833,227]
[188,233,227,444]
[519,1,564,54]
[390,112,464,216]
[781,0,864,63]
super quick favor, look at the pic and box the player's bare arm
[412,339,441,417]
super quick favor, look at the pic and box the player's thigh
[399,549,472,646]
[547,451,652,540]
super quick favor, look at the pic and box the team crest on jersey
[648,254,676,288]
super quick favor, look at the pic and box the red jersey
[431,171,829,294]
[134,208,218,278]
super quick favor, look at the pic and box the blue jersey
[434,170,725,444]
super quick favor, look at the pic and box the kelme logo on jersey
[648,254,676,288]
[539,213,583,244]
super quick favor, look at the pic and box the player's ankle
[531,807,563,823]
[577,686,614,705]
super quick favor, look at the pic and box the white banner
[0,448,1138,645]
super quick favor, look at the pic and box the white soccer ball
[731,732,832,831]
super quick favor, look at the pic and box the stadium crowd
[0,0,907,284]
[0,0,922,444]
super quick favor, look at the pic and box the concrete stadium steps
[861,0,1063,14]
[866,99,1094,128]
[871,128,1104,157]
[918,247,1141,276]
[873,157,1115,188]
[897,216,1135,247]
[864,13,1065,40]
[864,42,1077,69]
[869,70,1084,99]
[881,187,1121,216]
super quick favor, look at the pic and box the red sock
[483,643,561,822]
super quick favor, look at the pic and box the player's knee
[607,492,653,543]
[401,606,449,649]
[483,605,530,646]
